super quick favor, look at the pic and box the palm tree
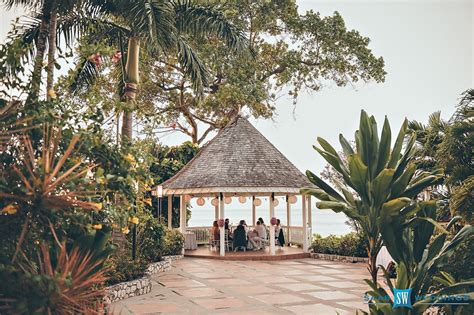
[3,0,248,141]
[70,0,248,144]
[302,110,443,283]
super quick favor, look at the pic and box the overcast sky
[1,0,473,176]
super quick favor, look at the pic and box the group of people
[210,217,285,251]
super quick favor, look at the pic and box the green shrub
[161,229,184,256]
[138,217,165,262]
[311,233,368,257]
[104,257,148,286]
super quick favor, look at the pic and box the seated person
[211,220,220,241]
[276,219,285,246]
[249,221,267,250]
[225,218,233,240]
[233,222,247,251]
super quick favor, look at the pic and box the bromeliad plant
[362,203,474,314]
[302,110,443,283]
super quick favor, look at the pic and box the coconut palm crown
[302,110,443,283]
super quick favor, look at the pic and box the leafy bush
[137,216,166,262]
[104,257,148,286]
[311,233,368,257]
[161,229,184,256]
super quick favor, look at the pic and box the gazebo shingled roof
[162,115,314,195]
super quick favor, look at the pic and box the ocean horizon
[187,200,352,237]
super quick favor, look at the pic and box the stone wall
[104,276,152,304]
[105,255,183,304]
[146,259,171,275]
[311,253,368,263]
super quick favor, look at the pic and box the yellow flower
[122,226,130,234]
[129,216,139,225]
[144,198,152,206]
[2,204,18,215]
[92,224,102,230]
[93,203,103,210]
[47,89,57,99]
[124,153,136,164]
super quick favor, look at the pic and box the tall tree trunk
[121,36,140,145]
[367,237,379,284]
[46,7,57,100]
[26,0,53,108]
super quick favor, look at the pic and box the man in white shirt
[249,221,267,250]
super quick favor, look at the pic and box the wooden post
[302,195,308,252]
[167,195,172,229]
[286,195,291,245]
[307,195,312,247]
[219,193,225,257]
[214,195,219,221]
[252,196,256,226]
[269,194,275,255]
[179,195,185,233]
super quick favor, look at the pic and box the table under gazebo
[153,115,316,257]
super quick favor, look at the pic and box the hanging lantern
[238,196,247,203]
[288,195,297,204]
[273,198,279,207]
[253,198,262,207]
[224,196,232,204]
[211,198,219,207]
[196,197,205,206]
[184,195,192,202]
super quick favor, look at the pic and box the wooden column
[252,196,256,226]
[219,193,225,257]
[179,196,185,233]
[302,195,309,252]
[307,195,312,248]
[167,195,172,229]
[269,194,276,255]
[214,195,219,221]
[286,195,291,245]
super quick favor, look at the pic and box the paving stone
[253,293,309,305]
[304,290,360,301]
[281,303,351,314]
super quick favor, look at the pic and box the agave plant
[0,124,102,263]
[1,238,110,314]
[302,110,443,283]
[362,203,474,314]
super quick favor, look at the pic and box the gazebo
[156,115,315,257]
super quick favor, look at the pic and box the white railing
[186,226,211,244]
[186,225,306,246]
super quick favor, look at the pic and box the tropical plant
[361,202,474,315]
[409,89,474,221]
[302,110,443,283]
[0,239,110,314]
[67,0,248,144]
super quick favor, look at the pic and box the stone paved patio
[111,258,371,314]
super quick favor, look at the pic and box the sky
[0,1,472,233]
[1,0,472,175]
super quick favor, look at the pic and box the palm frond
[176,37,209,92]
[173,0,248,52]
[69,57,101,93]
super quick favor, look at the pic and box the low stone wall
[105,255,183,304]
[146,259,171,275]
[104,276,152,304]
[163,254,184,262]
[311,252,368,263]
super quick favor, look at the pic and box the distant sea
[187,200,351,237]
